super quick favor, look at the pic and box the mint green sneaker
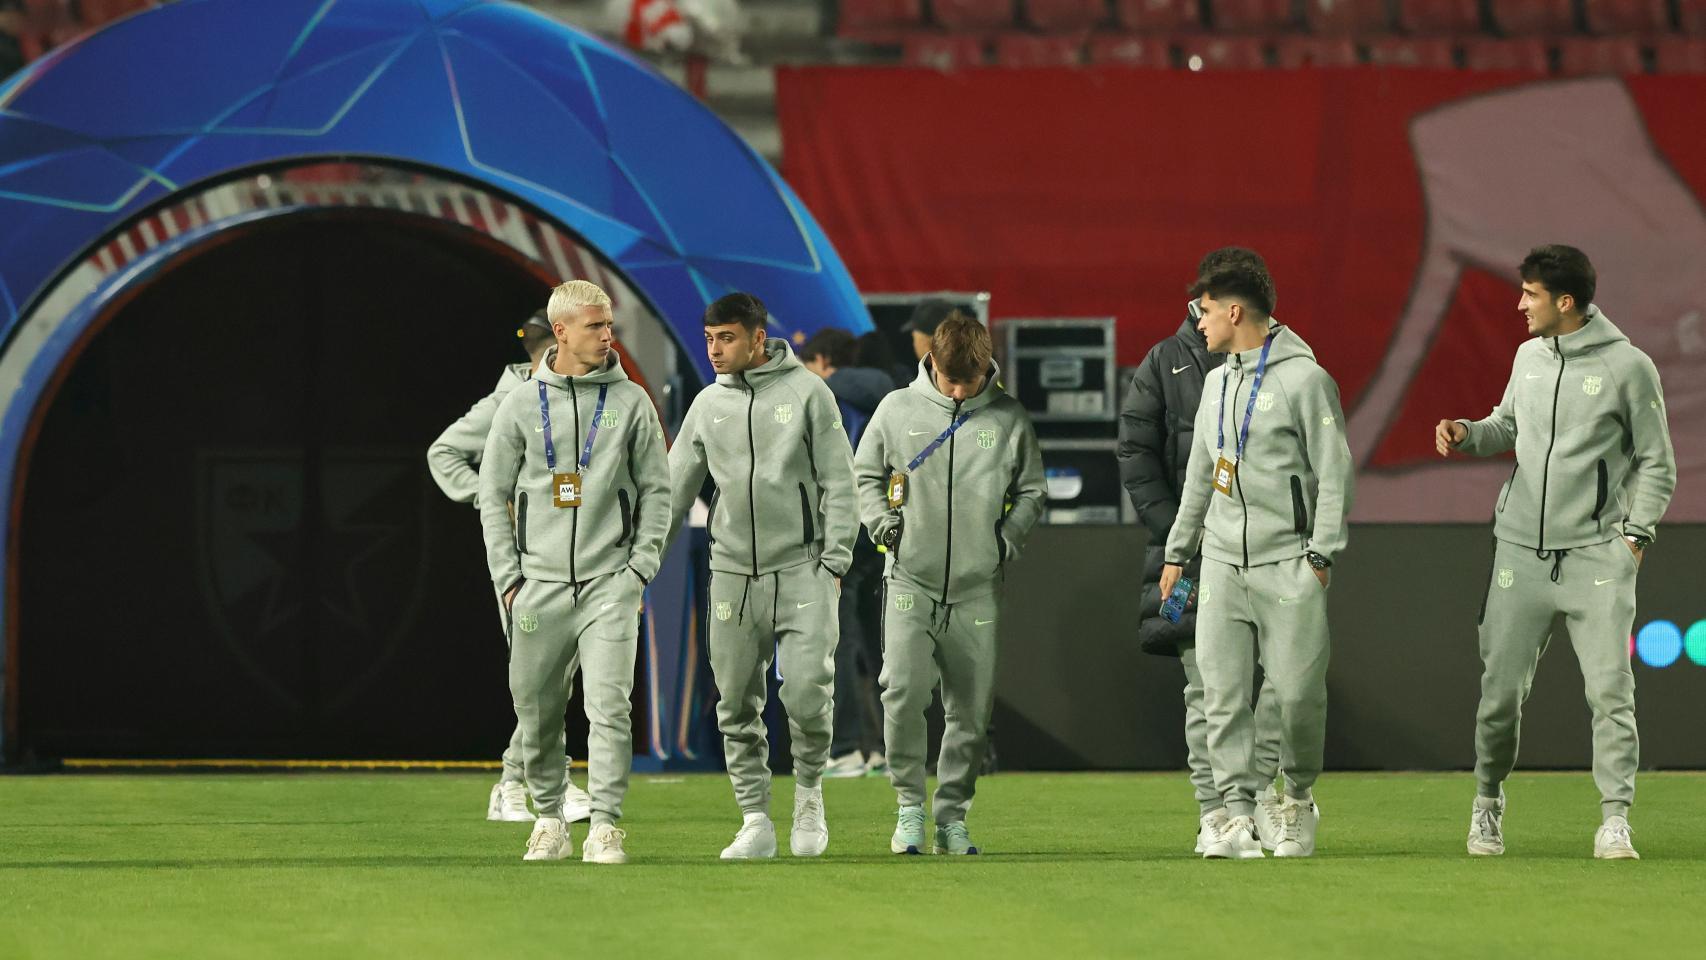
[890,805,925,855]
[934,820,980,855]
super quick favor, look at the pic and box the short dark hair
[855,330,898,372]
[1196,247,1275,311]
[799,328,857,368]
[931,315,992,381]
[704,292,767,332]
[1190,258,1275,317]
[904,299,957,336]
[519,309,555,358]
[1519,244,1595,309]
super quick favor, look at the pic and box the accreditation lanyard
[538,381,609,472]
[907,409,971,472]
[1217,334,1275,465]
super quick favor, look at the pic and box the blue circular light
[1635,621,1683,669]
[1684,621,1706,668]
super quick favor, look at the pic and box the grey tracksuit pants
[880,580,999,825]
[1475,536,1640,818]
[507,571,642,825]
[500,587,577,782]
[708,561,840,815]
[1180,643,1281,815]
[1197,557,1330,820]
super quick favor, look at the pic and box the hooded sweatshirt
[668,338,859,578]
[1165,323,1353,569]
[479,347,671,592]
[1455,306,1675,549]
[428,362,531,505]
[853,357,1047,604]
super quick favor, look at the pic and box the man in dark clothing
[801,328,897,777]
[1117,249,1283,854]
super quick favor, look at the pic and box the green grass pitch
[2,771,1702,958]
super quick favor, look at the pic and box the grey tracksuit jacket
[428,362,531,505]
[667,338,859,578]
[1164,325,1353,569]
[1455,307,1676,550]
[853,359,1048,603]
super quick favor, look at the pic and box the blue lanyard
[907,409,971,472]
[1217,334,1275,463]
[538,381,609,472]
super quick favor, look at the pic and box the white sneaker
[933,821,980,855]
[863,752,889,777]
[891,804,926,855]
[522,816,572,861]
[562,759,593,823]
[1255,785,1285,851]
[790,786,829,857]
[487,781,535,823]
[1202,815,1264,859]
[1594,815,1639,860]
[720,813,777,860]
[581,823,628,864]
[1273,795,1319,857]
[1195,808,1229,855]
[1467,792,1505,856]
[823,752,867,779]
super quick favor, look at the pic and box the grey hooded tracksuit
[854,359,1047,825]
[479,348,671,824]
[427,361,578,786]
[1164,324,1353,821]
[1454,307,1675,818]
[667,338,859,816]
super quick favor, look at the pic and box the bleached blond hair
[546,279,612,325]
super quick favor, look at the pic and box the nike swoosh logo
[713,415,732,424]
[908,429,930,437]
[1172,365,1190,375]
[600,601,621,610]
[1594,578,1615,586]
[797,601,816,609]
[974,618,995,626]
[1525,374,1542,380]
[1278,597,1298,604]
[534,426,545,432]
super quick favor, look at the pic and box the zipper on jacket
[798,482,815,546]
[516,492,529,554]
[568,377,580,585]
[941,400,962,603]
[1537,344,1565,552]
[1290,475,1308,536]
[1592,458,1608,522]
[744,376,759,577]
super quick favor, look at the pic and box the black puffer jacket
[1117,313,1223,656]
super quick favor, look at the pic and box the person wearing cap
[665,293,859,860]
[428,309,592,825]
[854,314,1046,855]
[478,280,671,864]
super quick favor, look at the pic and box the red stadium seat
[1087,32,1173,65]
[1397,0,1480,34]
[1366,37,1457,68]
[1179,35,1268,68]
[1558,37,1645,74]
[1274,36,1362,67]
[838,0,926,30]
[1653,36,1706,72]
[1303,0,1392,34]
[996,32,1086,64]
[1212,0,1297,31]
[933,0,1018,31]
[1582,0,1670,33]
[1682,0,1706,33]
[1025,0,1111,31]
[903,34,988,67]
[1463,37,1550,72]
[1114,0,1203,31]
[1490,0,1575,34]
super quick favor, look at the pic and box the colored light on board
[1635,621,1683,669]
[1685,621,1706,667]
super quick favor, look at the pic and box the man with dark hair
[1436,244,1675,860]
[901,300,957,362]
[428,308,591,825]
[799,327,897,777]
[1161,255,1353,860]
[854,315,1046,855]
[1119,248,1285,855]
[667,292,859,859]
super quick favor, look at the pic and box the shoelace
[1472,807,1501,842]
[1222,816,1255,842]
[1258,795,1284,833]
[733,821,769,845]
[502,782,529,807]
[1281,802,1305,843]
[589,825,626,848]
[897,808,925,837]
[1600,821,1631,847]
[795,795,825,833]
[527,822,562,853]
[942,822,971,846]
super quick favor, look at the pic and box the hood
[906,355,1007,414]
[1225,322,1316,372]
[716,337,803,390]
[1542,305,1630,359]
[825,366,897,414]
[1175,315,1208,350]
[534,346,631,389]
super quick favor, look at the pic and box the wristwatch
[1625,534,1651,550]
[1306,551,1332,570]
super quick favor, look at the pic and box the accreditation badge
[552,472,583,508]
[1213,457,1237,497]
[887,472,908,509]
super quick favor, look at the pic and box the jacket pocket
[798,482,815,546]
[516,492,529,554]
[618,489,634,545]
[1592,459,1608,522]
[994,515,1009,576]
[706,488,720,544]
[1497,463,1518,514]
[1289,475,1308,535]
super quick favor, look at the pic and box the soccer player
[1119,248,1285,854]
[427,310,591,824]
[666,293,858,859]
[1160,256,1353,859]
[478,280,671,863]
[854,314,1046,855]
[1436,244,1675,859]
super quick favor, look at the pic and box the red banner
[777,68,1706,521]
